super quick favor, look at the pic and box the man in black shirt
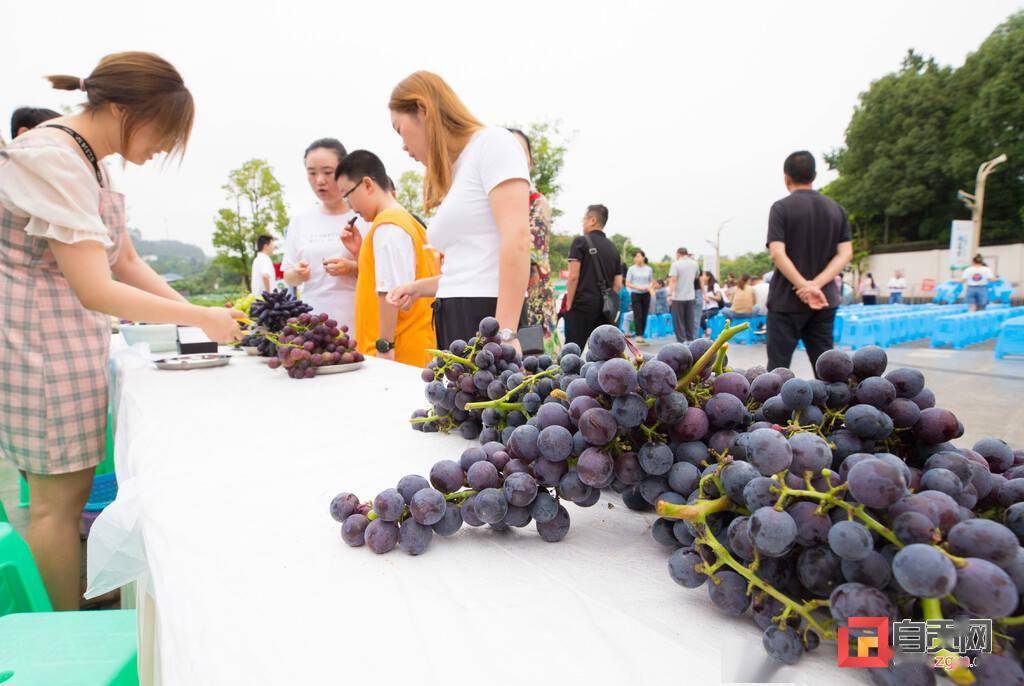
[564,204,623,348]
[766,151,853,372]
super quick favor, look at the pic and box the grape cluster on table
[242,288,314,356]
[329,317,1024,685]
[266,312,363,379]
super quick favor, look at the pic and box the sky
[4,0,1021,262]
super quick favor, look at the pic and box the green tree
[506,120,573,217]
[212,159,289,288]
[395,170,435,220]
[824,50,957,246]
[947,11,1024,242]
[720,252,774,279]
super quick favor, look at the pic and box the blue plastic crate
[83,473,118,513]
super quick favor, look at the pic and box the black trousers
[766,308,837,375]
[564,308,608,349]
[862,295,877,305]
[432,297,527,350]
[630,291,651,337]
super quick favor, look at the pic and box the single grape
[780,377,813,410]
[743,477,779,511]
[613,451,645,485]
[473,488,508,525]
[913,407,960,444]
[892,511,938,545]
[852,345,887,379]
[373,488,406,522]
[586,324,626,360]
[667,547,707,588]
[638,441,674,476]
[712,371,750,401]
[530,491,559,523]
[841,551,892,589]
[788,432,832,475]
[431,504,463,536]
[947,518,1020,568]
[892,544,957,597]
[654,392,689,425]
[815,349,853,382]
[611,393,648,429]
[364,519,400,554]
[746,428,793,476]
[638,359,677,397]
[748,506,797,557]
[671,407,709,442]
[788,501,832,547]
[827,520,873,561]
[429,460,465,494]
[707,570,750,616]
[508,424,541,461]
[398,519,433,555]
[920,467,963,498]
[797,546,844,597]
[846,458,906,509]
[656,343,693,376]
[974,437,1015,473]
[558,470,594,503]
[329,492,360,522]
[719,460,760,504]
[409,488,447,526]
[750,372,783,402]
[577,447,615,488]
[531,424,569,465]
[762,625,803,665]
[726,516,756,561]
[341,514,370,546]
[535,504,571,542]
[503,472,539,507]
[531,457,568,487]
[953,557,1019,618]
[853,376,897,409]
[844,404,893,441]
[578,407,618,445]
[885,367,925,398]
[828,582,895,625]
[704,392,747,430]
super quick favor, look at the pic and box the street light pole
[957,153,1008,259]
[705,218,732,281]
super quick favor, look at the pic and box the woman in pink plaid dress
[0,52,244,610]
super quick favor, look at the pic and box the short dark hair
[11,106,60,139]
[676,247,689,256]
[586,204,608,228]
[507,127,532,160]
[783,151,816,184]
[335,149,389,190]
[385,176,396,192]
[256,235,274,252]
[304,138,347,164]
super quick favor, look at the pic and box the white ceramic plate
[154,354,232,370]
[315,361,364,375]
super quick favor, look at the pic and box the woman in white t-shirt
[281,138,366,333]
[384,71,531,350]
[962,254,995,312]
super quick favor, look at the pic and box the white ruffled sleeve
[0,141,113,246]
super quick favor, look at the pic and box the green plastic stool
[0,523,52,616]
[19,407,115,509]
[0,610,138,685]
[0,499,7,524]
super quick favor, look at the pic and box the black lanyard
[43,124,104,187]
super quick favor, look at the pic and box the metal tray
[154,353,233,370]
[315,361,364,375]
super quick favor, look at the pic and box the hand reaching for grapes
[201,307,246,343]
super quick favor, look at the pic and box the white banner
[701,253,718,279]
[949,220,975,271]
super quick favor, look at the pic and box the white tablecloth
[87,346,864,686]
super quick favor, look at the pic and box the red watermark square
[837,616,894,668]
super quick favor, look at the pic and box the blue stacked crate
[995,316,1024,359]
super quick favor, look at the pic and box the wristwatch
[375,338,395,353]
[498,328,518,343]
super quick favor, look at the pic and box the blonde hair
[47,51,194,158]
[389,71,483,210]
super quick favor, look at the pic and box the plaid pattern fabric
[0,186,126,474]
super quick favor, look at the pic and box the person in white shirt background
[751,274,769,315]
[281,138,366,334]
[886,269,907,304]
[385,71,530,350]
[961,254,995,312]
[250,234,277,296]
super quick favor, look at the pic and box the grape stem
[425,348,479,372]
[464,367,560,412]
[660,495,838,641]
[921,597,977,685]
[676,322,750,391]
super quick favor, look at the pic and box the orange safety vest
[355,206,439,366]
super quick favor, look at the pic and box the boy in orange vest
[335,150,439,366]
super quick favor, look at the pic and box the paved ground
[3,336,1022,598]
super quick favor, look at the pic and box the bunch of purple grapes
[654,344,1024,682]
[266,312,363,379]
[245,288,314,357]
[330,448,571,555]
[340,314,1024,682]
[411,316,527,439]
